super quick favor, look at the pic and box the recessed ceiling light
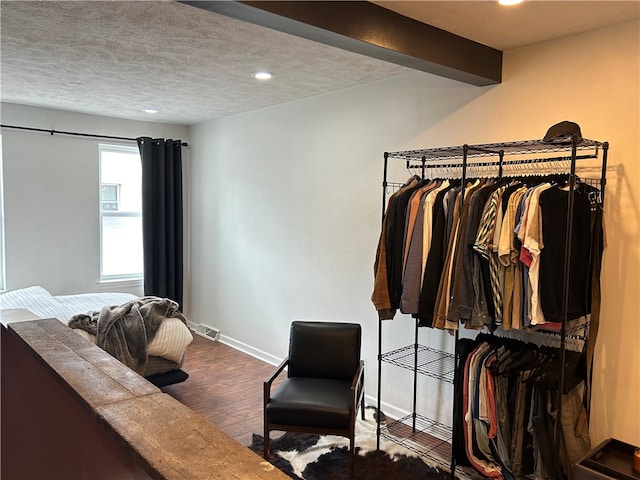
[143,108,158,114]
[498,0,524,5]
[254,72,273,80]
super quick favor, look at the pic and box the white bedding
[0,286,193,366]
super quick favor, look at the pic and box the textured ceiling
[1,1,638,125]
[0,1,412,124]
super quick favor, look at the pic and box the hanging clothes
[372,176,420,320]
[458,334,591,480]
[400,180,440,314]
[418,182,457,326]
[372,173,603,334]
[538,185,594,324]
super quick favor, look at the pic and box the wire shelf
[380,413,485,480]
[380,344,455,383]
[380,413,452,465]
[386,138,604,162]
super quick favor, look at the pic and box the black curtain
[137,137,183,309]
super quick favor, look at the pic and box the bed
[0,286,193,386]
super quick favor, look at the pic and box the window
[0,135,5,291]
[100,184,120,211]
[99,144,143,282]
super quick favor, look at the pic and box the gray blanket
[68,296,187,375]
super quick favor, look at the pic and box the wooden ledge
[3,319,288,480]
[97,393,283,479]
[9,319,159,409]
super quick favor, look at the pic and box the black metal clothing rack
[375,136,608,479]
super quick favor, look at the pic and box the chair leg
[349,437,355,478]
[263,426,270,459]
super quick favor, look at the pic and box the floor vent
[190,322,220,341]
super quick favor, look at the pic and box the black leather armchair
[263,321,365,477]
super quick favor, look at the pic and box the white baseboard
[218,334,282,366]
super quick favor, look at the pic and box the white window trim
[0,134,6,292]
[99,143,143,283]
[96,278,143,290]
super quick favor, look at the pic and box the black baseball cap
[543,121,582,143]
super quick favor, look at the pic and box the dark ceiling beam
[181,1,502,86]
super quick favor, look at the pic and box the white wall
[0,103,189,297]
[189,20,640,446]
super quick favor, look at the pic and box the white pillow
[148,317,193,363]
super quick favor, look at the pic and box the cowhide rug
[249,407,453,480]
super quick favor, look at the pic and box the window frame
[0,134,5,292]
[98,143,143,283]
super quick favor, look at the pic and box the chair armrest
[350,360,365,406]
[264,356,289,405]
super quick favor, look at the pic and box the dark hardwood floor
[162,332,482,479]
[161,333,281,446]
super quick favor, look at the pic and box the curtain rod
[0,124,189,147]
